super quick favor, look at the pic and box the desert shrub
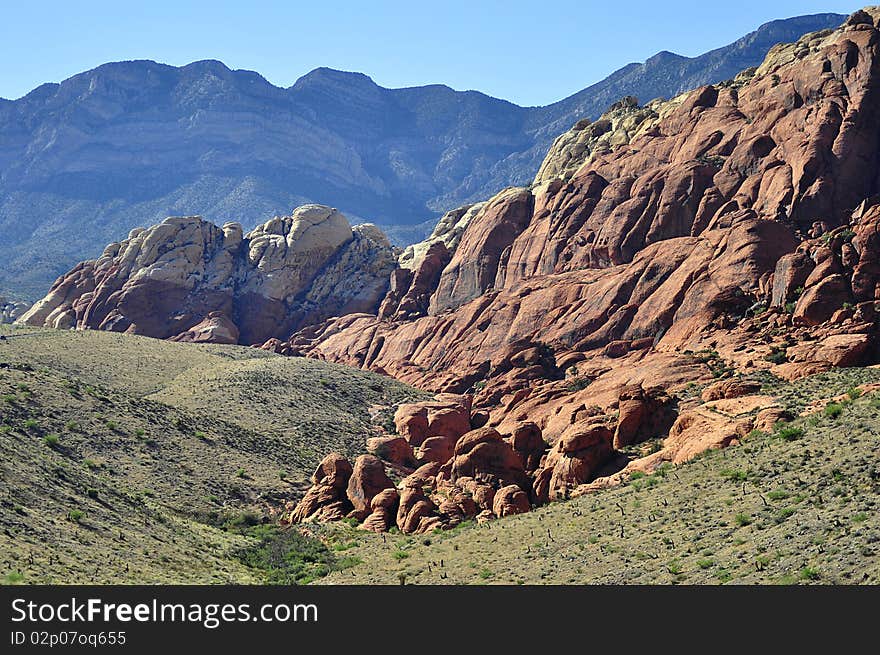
[734,513,752,527]
[775,426,804,441]
[764,348,788,364]
[824,403,844,419]
[566,377,593,392]
[237,524,348,585]
[721,469,749,482]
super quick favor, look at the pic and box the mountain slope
[0,13,844,299]
[0,326,426,583]
[255,9,880,539]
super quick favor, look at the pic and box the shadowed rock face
[0,13,844,299]
[17,205,397,344]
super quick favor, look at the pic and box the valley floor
[1,326,877,584]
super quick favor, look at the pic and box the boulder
[311,452,353,488]
[450,428,528,489]
[612,384,676,449]
[346,455,394,520]
[169,311,239,344]
[413,435,457,465]
[700,379,762,402]
[366,435,415,466]
[793,275,851,327]
[754,407,794,433]
[394,403,429,445]
[289,453,353,523]
[535,422,614,502]
[771,252,814,307]
[506,422,546,471]
[397,481,436,534]
[393,395,472,447]
[786,333,871,367]
[492,485,531,517]
[360,488,400,533]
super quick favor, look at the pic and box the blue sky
[0,1,860,105]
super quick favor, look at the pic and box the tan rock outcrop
[18,205,396,345]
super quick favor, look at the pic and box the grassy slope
[2,326,878,585]
[0,326,427,583]
[317,368,880,585]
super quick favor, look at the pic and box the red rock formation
[289,453,353,523]
[379,241,451,320]
[393,395,472,447]
[413,435,457,465]
[346,455,395,520]
[492,485,531,517]
[429,188,534,314]
[534,422,614,502]
[361,488,400,533]
[613,384,677,449]
[169,311,239,345]
[448,427,528,490]
[700,379,762,402]
[397,475,436,534]
[506,422,547,472]
[366,436,415,467]
[32,14,880,533]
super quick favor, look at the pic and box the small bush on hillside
[735,513,753,527]
[775,426,804,441]
[824,403,844,419]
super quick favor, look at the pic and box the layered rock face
[17,205,396,344]
[285,14,880,393]
[280,13,880,525]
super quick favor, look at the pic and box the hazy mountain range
[0,12,844,298]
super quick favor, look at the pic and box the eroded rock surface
[18,206,396,345]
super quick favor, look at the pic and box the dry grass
[2,325,878,585]
[0,326,426,584]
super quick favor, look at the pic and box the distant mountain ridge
[0,12,845,298]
